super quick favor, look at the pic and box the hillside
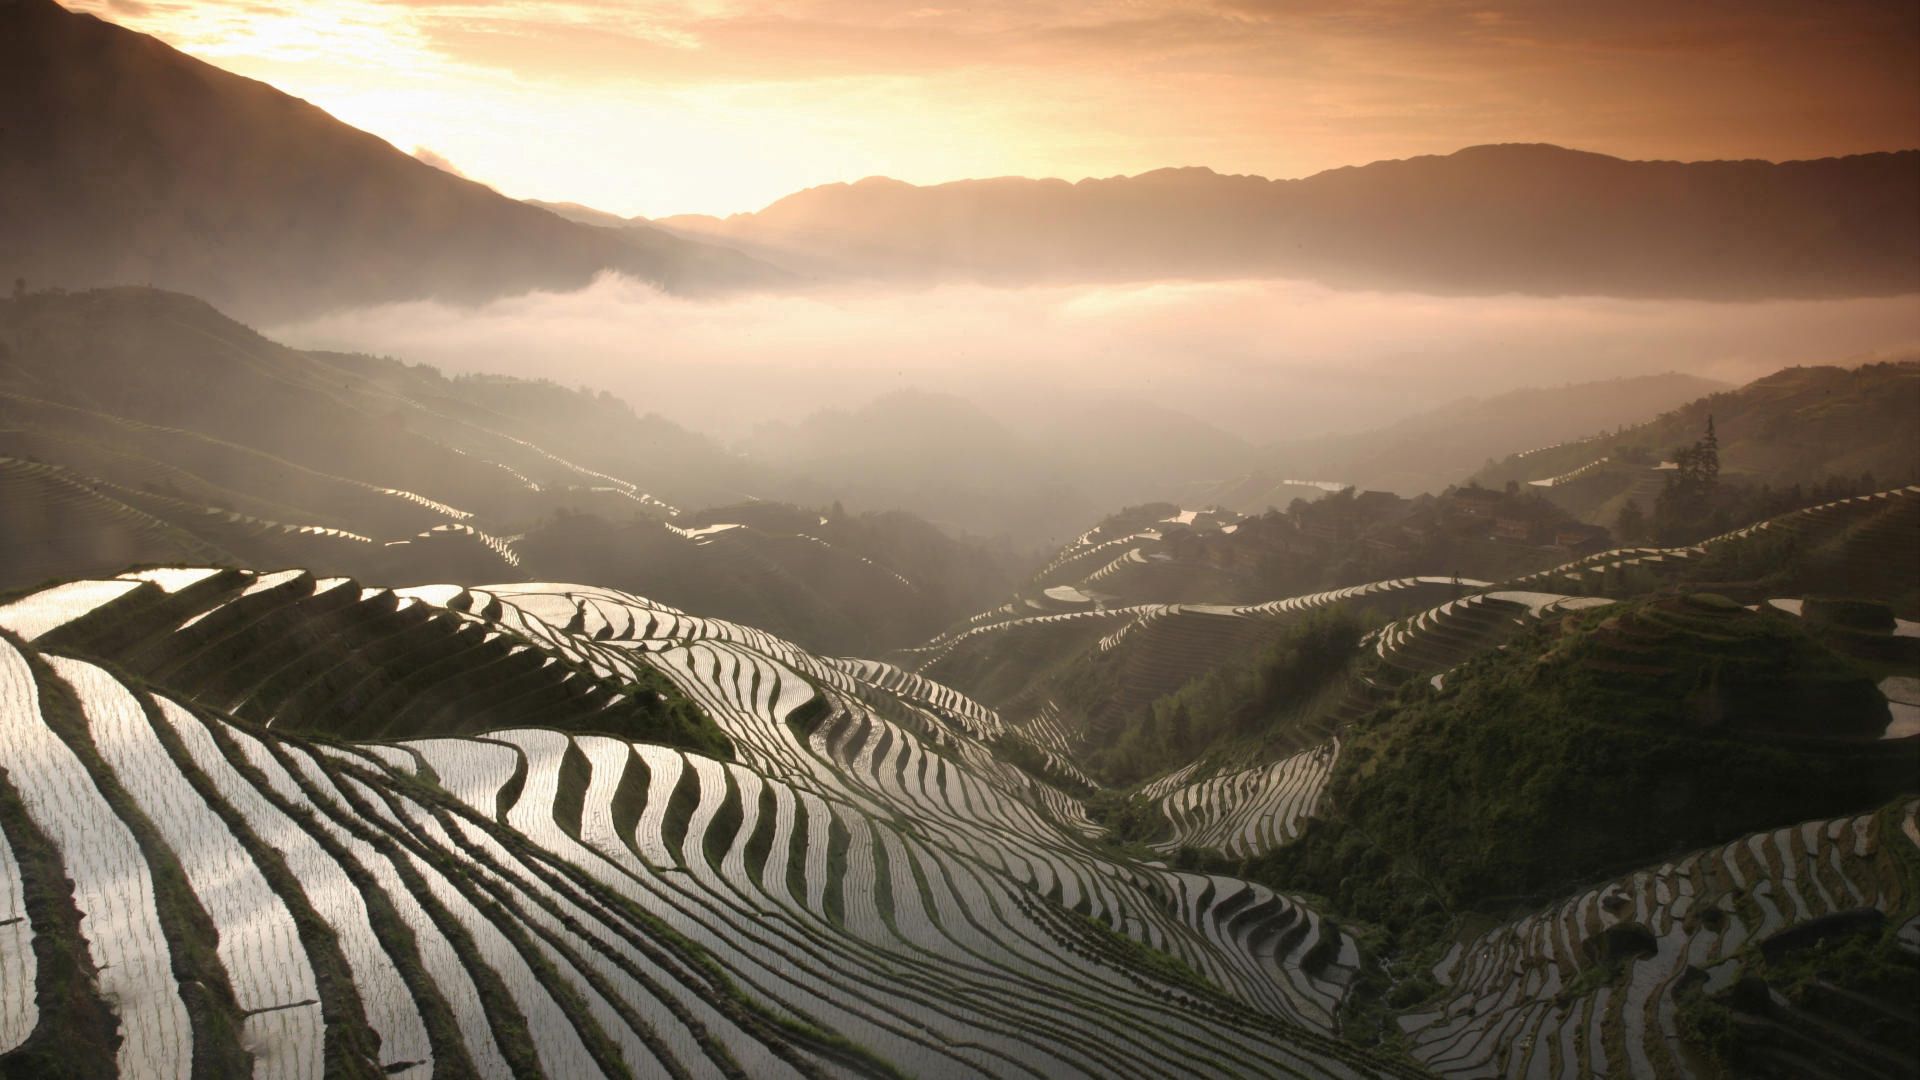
[887,484,1919,854]
[1473,361,1920,532]
[660,145,1920,300]
[1277,594,1907,910]
[0,287,1020,654]
[737,390,1253,545]
[0,569,1413,1078]
[0,488,1911,1077]
[0,0,778,321]
[1196,372,1730,504]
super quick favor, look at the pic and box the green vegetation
[21,652,256,1077]
[1250,598,1914,935]
[1477,362,1920,514]
[1083,790,1166,847]
[1069,913,1215,997]
[1084,607,1365,785]
[987,733,1094,797]
[1652,415,1721,543]
[552,741,591,841]
[0,767,121,1080]
[30,570,734,761]
[1680,921,1920,1076]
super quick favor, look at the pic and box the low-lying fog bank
[276,274,1920,446]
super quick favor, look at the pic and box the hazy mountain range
[658,145,1920,299]
[1239,372,1731,501]
[740,374,1730,540]
[0,286,1038,653]
[6,0,1917,326]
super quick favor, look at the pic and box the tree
[1697,414,1720,487]
[1616,499,1647,544]
[1166,702,1192,754]
[1654,416,1722,542]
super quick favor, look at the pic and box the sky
[71,0,1920,218]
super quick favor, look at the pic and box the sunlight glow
[64,0,1920,218]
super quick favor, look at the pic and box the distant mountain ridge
[736,388,1256,544]
[1471,360,1920,530]
[0,0,780,321]
[661,144,1920,299]
[1184,372,1729,509]
[0,287,1023,654]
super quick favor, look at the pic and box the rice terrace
[3,0,1919,1075]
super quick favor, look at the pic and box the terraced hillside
[1473,362,1920,526]
[1400,800,1920,1078]
[1371,591,1614,688]
[888,484,1920,885]
[0,288,1020,654]
[0,568,1415,1078]
[898,579,1466,711]
[1511,484,1920,615]
[1,498,1912,1076]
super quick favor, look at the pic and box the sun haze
[68,0,1920,217]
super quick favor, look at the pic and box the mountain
[1192,372,1730,506]
[0,286,1022,654]
[1473,360,1920,529]
[878,484,1920,1075]
[523,200,647,231]
[737,389,1253,545]
[660,145,1920,299]
[0,0,779,321]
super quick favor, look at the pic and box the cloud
[410,146,466,177]
[272,274,1920,444]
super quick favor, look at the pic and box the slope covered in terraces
[0,500,1910,1078]
[890,485,1920,880]
[0,567,1415,1078]
[0,288,1025,654]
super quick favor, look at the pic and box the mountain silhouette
[0,0,780,321]
[661,144,1920,299]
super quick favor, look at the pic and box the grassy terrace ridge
[15,644,258,1079]
[1252,594,1916,933]
[24,569,733,759]
[11,572,1397,1068]
[0,735,121,1080]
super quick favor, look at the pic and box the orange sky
[73,0,1920,218]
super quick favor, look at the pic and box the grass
[1069,911,1215,998]
[312,760,548,1076]
[18,648,255,1078]
[741,783,779,884]
[231,734,480,1079]
[658,761,703,863]
[1254,599,1916,932]
[822,816,851,927]
[986,733,1095,798]
[355,750,900,1079]
[552,740,591,842]
[0,764,121,1080]
[701,767,743,870]
[139,694,388,1078]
